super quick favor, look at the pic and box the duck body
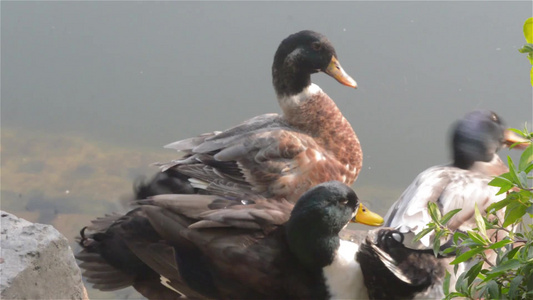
[384,163,505,248]
[145,30,360,204]
[78,181,381,299]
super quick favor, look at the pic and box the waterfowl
[357,228,446,299]
[383,110,529,290]
[78,181,384,299]
[138,30,360,203]
[384,110,528,247]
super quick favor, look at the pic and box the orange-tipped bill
[324,56,357,88]
[351,204,384,226]
[503,129,531,150]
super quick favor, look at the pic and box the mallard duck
[357,228,446,299]
[384,110,528,247]
[78,181,385,299]
[383,110,529,291]
[136,30,360,203]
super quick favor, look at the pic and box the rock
[0,211,89,300]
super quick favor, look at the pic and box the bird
[383,110,529,290]
[77,181,385,299]
[356,228,447,299]
[136,30,361,204]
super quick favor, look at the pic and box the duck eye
[340,199,349,205]
[311,42,322,51]
[491,113,499,123]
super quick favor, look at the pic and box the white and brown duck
[137,30,361,203]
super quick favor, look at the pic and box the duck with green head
[79,181,385,299]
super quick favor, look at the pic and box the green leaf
[465,260,483,286]
[440,208,462,225]
[487,198,512,214]
[503,246,522,261]
[427,202,441,224]
[467,230,488,246]
[413,225,435,242]
[453,231,468,244]
[474,204,488,240]
[508,157,523,188]
[503,201,527,227]
[450,247,485,264]
[524,161,533,174]
[488,258,521,274]
[518,43,533,53]
[508,128,527,136]
[442,246,457,255]
[487,280,500,299]
[519,188,533,200]
[489,174,515,195]
[488,238,513,250]
[519,171,529,188]
[519,144,533,171]
[433,236,441,257]
[524,17,533,43]
[509,275,524,299]
[443,270,451,295]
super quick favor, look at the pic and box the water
[2,2,531,299]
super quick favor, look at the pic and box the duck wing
[136,206,321,299]
[384,165,504,248]
[77,194,297,299]
[140,193,293,231]
[160,113,354,203]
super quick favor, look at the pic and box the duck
[135,30,360,203]
[357,228,447,299]
[78,181,385,299]
[383,110,529,290]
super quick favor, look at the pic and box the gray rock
[0,211,88,300]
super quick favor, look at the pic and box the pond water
[2,2,531,299]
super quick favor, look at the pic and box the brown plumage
[146,30,360,203]
[78,30,369,299]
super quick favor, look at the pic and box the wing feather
[384,165,504,248]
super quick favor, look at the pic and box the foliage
[414,127,532,300]
[518,17,533,86]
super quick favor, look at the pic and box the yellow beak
[324,56,357,89]
[503,129,530,150]
[351,204,384,226]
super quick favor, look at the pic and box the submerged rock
[0,211,88,299]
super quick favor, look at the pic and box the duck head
[286,181,383,269]
[452,110,529,170]
[358,228,446,299]
[272,30,356,98]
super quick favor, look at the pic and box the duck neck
[452,154,474,170]
[286,215,339,269]
[276,82,361,182]
[272,55,313,98]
